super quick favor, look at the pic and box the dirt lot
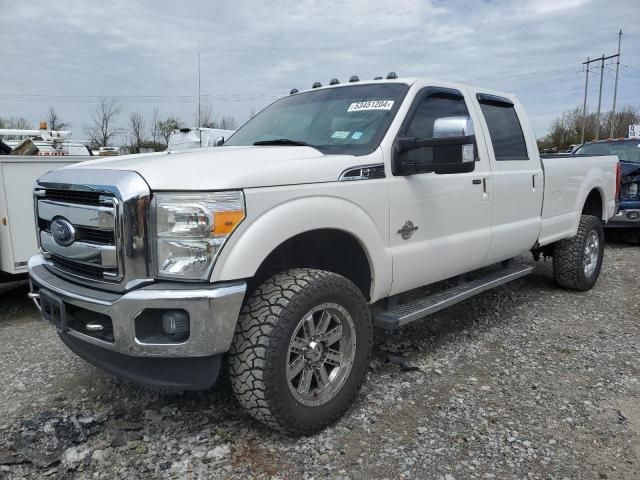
[1,240,639,480]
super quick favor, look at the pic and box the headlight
[152,191,245,280]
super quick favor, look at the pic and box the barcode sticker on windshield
[347,100,395,112]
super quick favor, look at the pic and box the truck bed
[538,154,618,246]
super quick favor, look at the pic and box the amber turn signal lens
[213,210,245,236]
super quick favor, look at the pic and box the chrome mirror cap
[433,116,474,139]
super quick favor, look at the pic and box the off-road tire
[553,214,604,291]
[228,268,372,436]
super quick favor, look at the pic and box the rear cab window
[477,94,529,161]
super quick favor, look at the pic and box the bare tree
[157,116,183,145]
[0,117,33,140]
[197,104,217,128]
[539,104,640,150]
[83,98,124,147]
[151,107,161,145]
[46,106,70,131]
[219,116,237,130]
[128,112,146,153]
[0,117,32,130]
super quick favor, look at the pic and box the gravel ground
[1,240,639,480]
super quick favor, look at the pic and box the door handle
[472,179,482,185]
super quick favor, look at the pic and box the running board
[375,264,534,330]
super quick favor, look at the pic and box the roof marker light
[373,76,383,80]
[312,81,322,88]
[349,75,360,82]
[329,78,340,85]
[290,88,299,94]
[386,71,398,79]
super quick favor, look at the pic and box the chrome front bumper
[28,255,246,358]
[608,208,640,227]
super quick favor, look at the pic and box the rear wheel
[228,268,372,435]
[553,214,604,291]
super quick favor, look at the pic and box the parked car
[98,146,119,156]
[574,138,640,228]
[28,76,618,435]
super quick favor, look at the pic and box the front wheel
[553,214,604,291]
[228,268,372,435]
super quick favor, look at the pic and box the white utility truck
[0,155,87,288]
[167,127,235,151]
[1,124,92,157]
[28,76,618,435]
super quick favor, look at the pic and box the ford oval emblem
[51,218,76,247]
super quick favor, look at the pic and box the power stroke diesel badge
[397,220,418,240]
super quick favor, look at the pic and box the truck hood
[69,146,362,190]
[620,160,640,177]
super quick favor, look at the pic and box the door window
[400,91,472,170]
[477,95,528,161]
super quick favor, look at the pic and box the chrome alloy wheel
[286,303,357,407]
[583,231,600,277]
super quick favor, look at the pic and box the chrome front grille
[36,193,121,282]
[34,168,152,292]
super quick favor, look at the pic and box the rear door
[471,94,543,264]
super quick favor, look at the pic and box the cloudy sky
[1,0,638,142]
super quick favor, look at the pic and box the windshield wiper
[253,138,314,147]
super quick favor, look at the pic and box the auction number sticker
[347,100,395,112]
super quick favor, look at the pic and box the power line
[463,66,579,84]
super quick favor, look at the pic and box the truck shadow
[604,228,640,246]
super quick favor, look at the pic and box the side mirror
[393,116,476,175]
[214,136,225,147]
[433,116,474,139]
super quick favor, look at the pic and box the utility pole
[580,57,590,144]
[582,50,619,141]
[197,52,201,128]
[610,29,623,138]
[595,54,605,141]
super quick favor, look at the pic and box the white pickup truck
[28,76,618,435]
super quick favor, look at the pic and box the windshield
[575,140,640,164]
[225,83,409,155]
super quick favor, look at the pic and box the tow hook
[27,292,41,312]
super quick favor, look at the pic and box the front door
[388,87,493,295]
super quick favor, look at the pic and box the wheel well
[582,189,603,219]
[251,229,372,300]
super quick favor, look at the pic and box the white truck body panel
[67,145,367,190]
[538,154,617,246]
[0,156,86,274]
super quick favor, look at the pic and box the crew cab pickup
[28,76,618,435]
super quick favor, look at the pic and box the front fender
[210,194,392,302]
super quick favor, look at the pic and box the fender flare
[575,171,607,220]
[210,195,393,302]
